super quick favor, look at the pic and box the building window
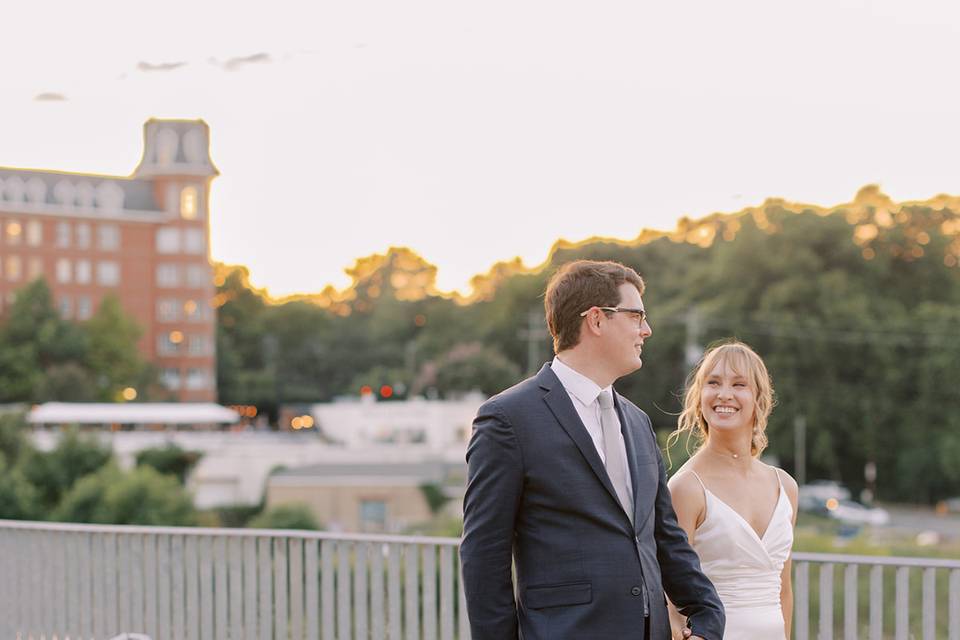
[6,221,22,246]
[75,260,92,284]
[157,299,180,322]
[96,261,120,286]
[186,264,209,288]
[183,299,204,322]
[161,368,181,390]
[156,264,180,288]
[156,228,180,254]
[157,333,180,356]
[26,221,42,246]
[76,296,93,320]
[56,222,72,248]
[180,186,198,220]
[188,334,210,356]
[59,296,72,319]
[76,223,91,249]
[6,256,21,282]
[359,500,387,532]
[183,228,205,255]
[185,368,211,390]
[98,224,120,251]
[28,257,43,280]
[56,258,72,284]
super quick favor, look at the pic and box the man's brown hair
[544,260,645,353]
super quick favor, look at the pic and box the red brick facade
[0,119,218,401]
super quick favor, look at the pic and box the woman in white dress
[667,341,798,640]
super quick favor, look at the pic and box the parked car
[826,499,890,526]
[798,480,852,515]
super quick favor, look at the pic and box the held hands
[681,629,704,640]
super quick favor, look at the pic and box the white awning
[28,402,239,425]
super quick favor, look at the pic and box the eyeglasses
[579,306,647,324]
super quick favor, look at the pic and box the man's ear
[583,310,604,336]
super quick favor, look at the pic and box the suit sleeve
[652,439,726,640]
[459,398,524,640]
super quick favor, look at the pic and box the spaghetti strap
[688,469,708,499]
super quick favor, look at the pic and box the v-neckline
[705,483,785,544]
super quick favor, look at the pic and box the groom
[460,260,724,639]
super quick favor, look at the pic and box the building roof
[28,402,239,425]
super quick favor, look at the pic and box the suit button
[631,586,642,596]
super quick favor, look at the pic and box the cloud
[212,52,272,72]
[34,92,68,102]
[137,60,188,73]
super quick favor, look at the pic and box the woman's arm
[780,558,793,639]
[778,468,800,639]
[666,470,707,639]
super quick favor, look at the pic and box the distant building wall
[266,479,434,533]
[0,119,219,401]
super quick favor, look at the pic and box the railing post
[949,569,960,640]
[869,564,883,640]
[844,563,857,639]
[922,567,936,640]
[819,562,834,640]
[895,566,909,640]
[795,561,809,640]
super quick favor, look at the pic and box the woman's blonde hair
[668,339,775,458]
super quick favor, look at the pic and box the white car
[826,499,890,526]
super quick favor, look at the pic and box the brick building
[0,119,219,401]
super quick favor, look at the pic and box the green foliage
[213,197,960,503]
[135,444,203,485]
[423,343,521,397]
[419,482,452,515]
[0,412,32,467]
[0,282,156,402]
[247,503,322,531]
[53,464,196,526]
[20,428,113,513]
[0,454,39,520]
[83,295,155,400]
[207,503,266,528]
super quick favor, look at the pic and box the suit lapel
[615,392,656,532]
[537,365,622,512]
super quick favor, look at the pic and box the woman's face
[699,359,757,435]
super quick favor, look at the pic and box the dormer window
[180,186,198,219]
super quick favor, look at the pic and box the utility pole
[519,309,550,375]
[684,308,703,368]
[794,414,806,486]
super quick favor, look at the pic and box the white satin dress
[688,470,793,640]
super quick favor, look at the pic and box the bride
[667,341,798,640]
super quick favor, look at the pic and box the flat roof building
[0,119,219,400]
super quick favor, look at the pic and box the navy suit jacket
[460,364,724,639]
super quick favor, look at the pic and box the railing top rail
[794,551,960,569]
[0,519,461,547]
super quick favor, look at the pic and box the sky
[2,0,960,297]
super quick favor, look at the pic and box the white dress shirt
[551,358,634,505]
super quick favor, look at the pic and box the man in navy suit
[460,260,724,639]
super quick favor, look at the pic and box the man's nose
[640,319,652,338]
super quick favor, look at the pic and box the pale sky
[3,0,959,297]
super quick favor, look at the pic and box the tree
[247,503,321,531]
[421,343,521,397]
[20,428,113,513]
[0,454,39,520]
[53,465,197,526]
[84,294,155,401]
[135,444,204,485]
[0,279,87,401]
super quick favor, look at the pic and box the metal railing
[1,520,959,639]
[792,551,960,640]
[0,520,468,640]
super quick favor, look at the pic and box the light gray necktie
[598,390,634,524]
